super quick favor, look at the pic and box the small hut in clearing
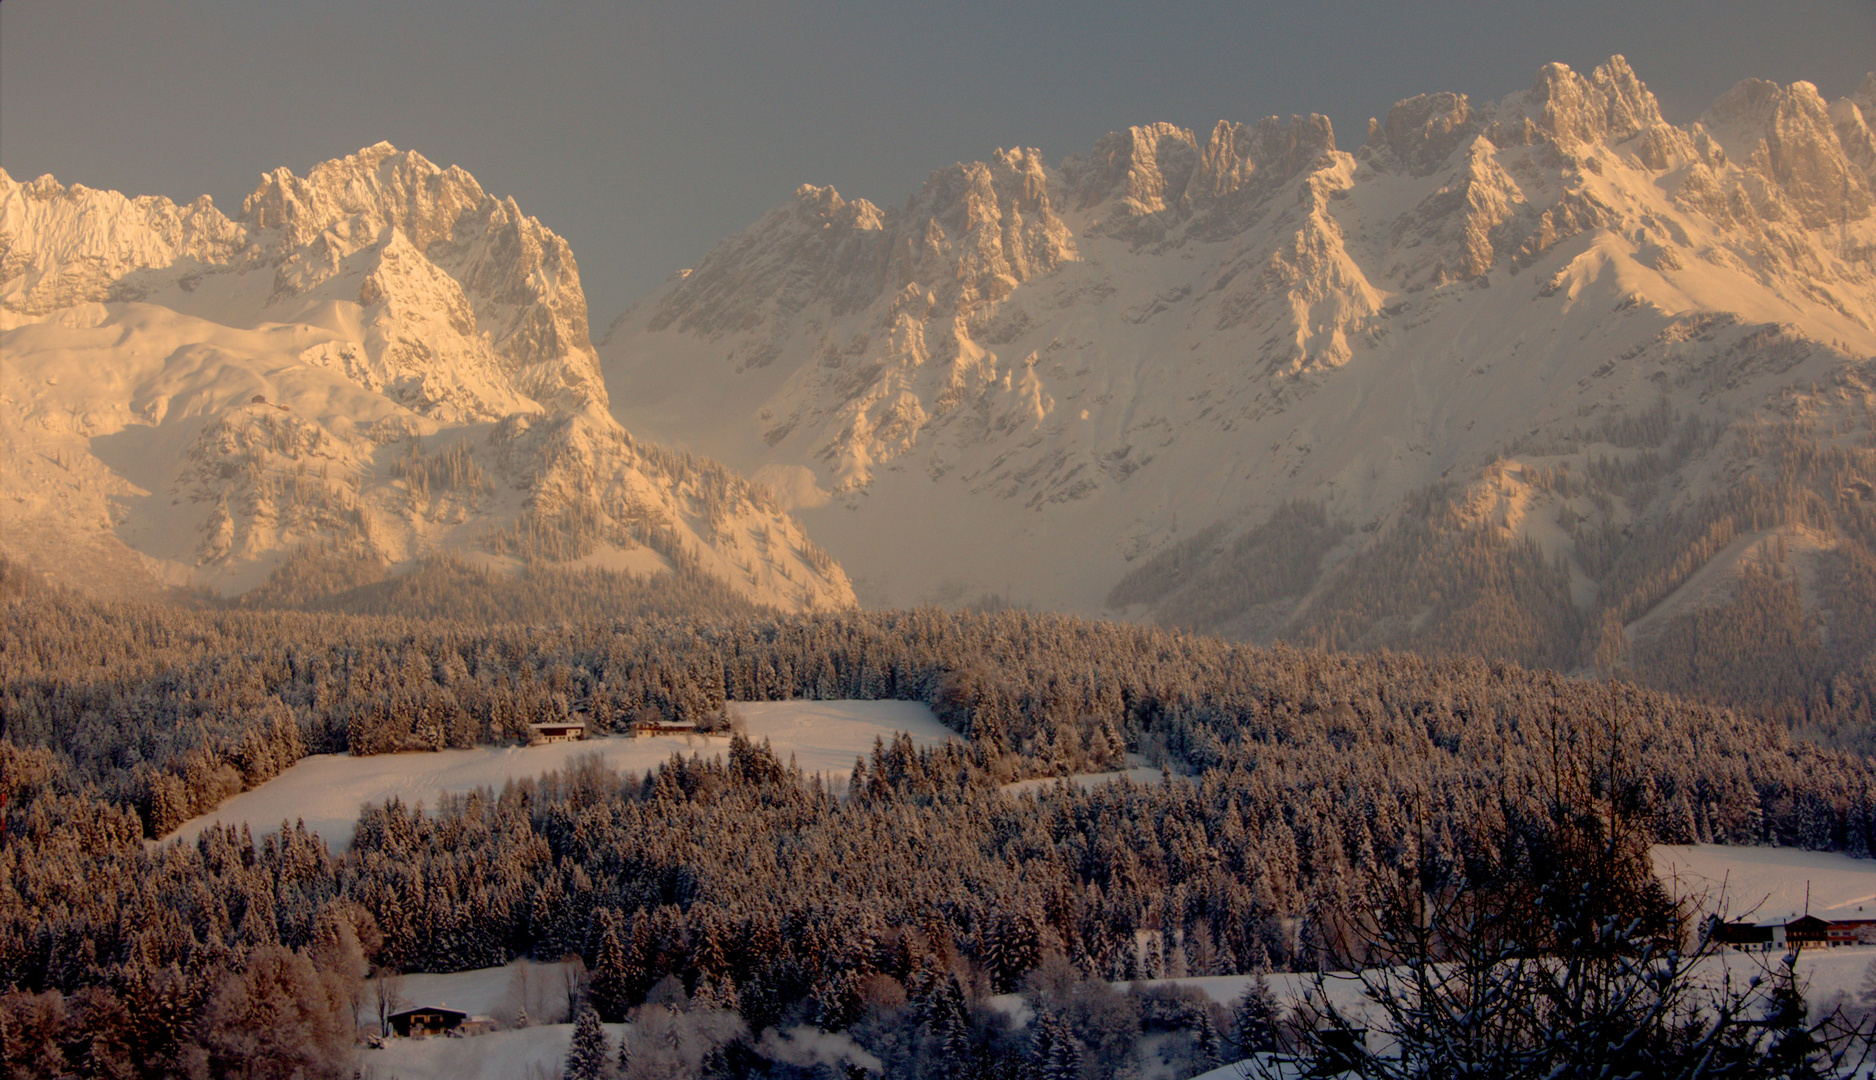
[527,718,587,745]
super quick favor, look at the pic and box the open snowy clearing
[1653,843,1876,924]
[162,699,954,850]
[366,959,583,1027]
[1000,754,1167,796]
[357,1021,623,1080]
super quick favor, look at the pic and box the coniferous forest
[5,557,1876,1077]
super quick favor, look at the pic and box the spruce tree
[588,925,632,1022]
[564,1006,610,1080]
[1231,974,1282,1054]
[1196,1005,1223,1070]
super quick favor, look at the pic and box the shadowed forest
[6,557,1876,1075]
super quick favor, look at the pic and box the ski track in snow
[160,699,953,851]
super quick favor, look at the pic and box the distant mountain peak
[603,56,1876,643]
[1,147,855,611]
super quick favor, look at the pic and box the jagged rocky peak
[1188,113,1339,206]
[241,142,489,251]
[1833,77,1876,184]
[604,53,1876,622]
[888,147,1074,313]
[792,183,885,232]
[1060,114,1339,242]
[901,148,1059,242]
[243,142,602,410]
[644,183,893,337]
[1704,76,1875,229]
[1364,56,1662,178]
[1,146,858,611]
[1066,122,1200,219]
[1364,92,1478,176]
[647,149,1076,338]
[0,169,245,315]
[1521,55,1662,148]
[2,145,603,411]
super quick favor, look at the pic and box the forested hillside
[4,558,1876,1074]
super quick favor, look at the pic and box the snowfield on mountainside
[160,699,954,849]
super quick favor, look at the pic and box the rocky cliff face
[0,146,854,610]
[602,57,1876,653]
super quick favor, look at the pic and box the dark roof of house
[388,1005,467,1022]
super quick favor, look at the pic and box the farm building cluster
[1717,913,1876,950]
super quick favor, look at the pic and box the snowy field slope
[602,58,1876,638]
[0,146,853,610]
[1000,754,1167,796]
[161,699,953,849]
[358,1022,622,1080]
[369,959,581,1025]
[1654,843,1876,923]
[352,960,872,1080]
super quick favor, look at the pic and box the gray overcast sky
[3,1,1872,326]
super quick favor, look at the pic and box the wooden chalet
[1713,920,1777,948]
[387,1006,466,1038]
[631,718,699,739]
[527,718,587,745]
[1783,914,1833,946]
[1715,913,1876,950]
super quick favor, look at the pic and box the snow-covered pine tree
[588,923,632,1022]
[564,1006,610,1080]
[1195,1005,1223,1070]
[1231,973,1282,1053]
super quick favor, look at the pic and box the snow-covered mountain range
[10,58,1876,680]
[603,58,1876,671]
[1,144,854,610]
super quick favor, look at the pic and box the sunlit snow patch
[162,699,954,850]
[1653,843,1876,924]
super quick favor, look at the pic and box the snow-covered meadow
[162,699,955,850]
[999,754,1169,796]
[1653,843,1876,924]
[358,1022,621,1080]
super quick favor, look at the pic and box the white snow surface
[359,1022,624,1080]
[1155,947,1876,1080]
[161,699,953,850]
[1654,843,1876,924]
[370,960,577,1024]
[1001,755,1168,795]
